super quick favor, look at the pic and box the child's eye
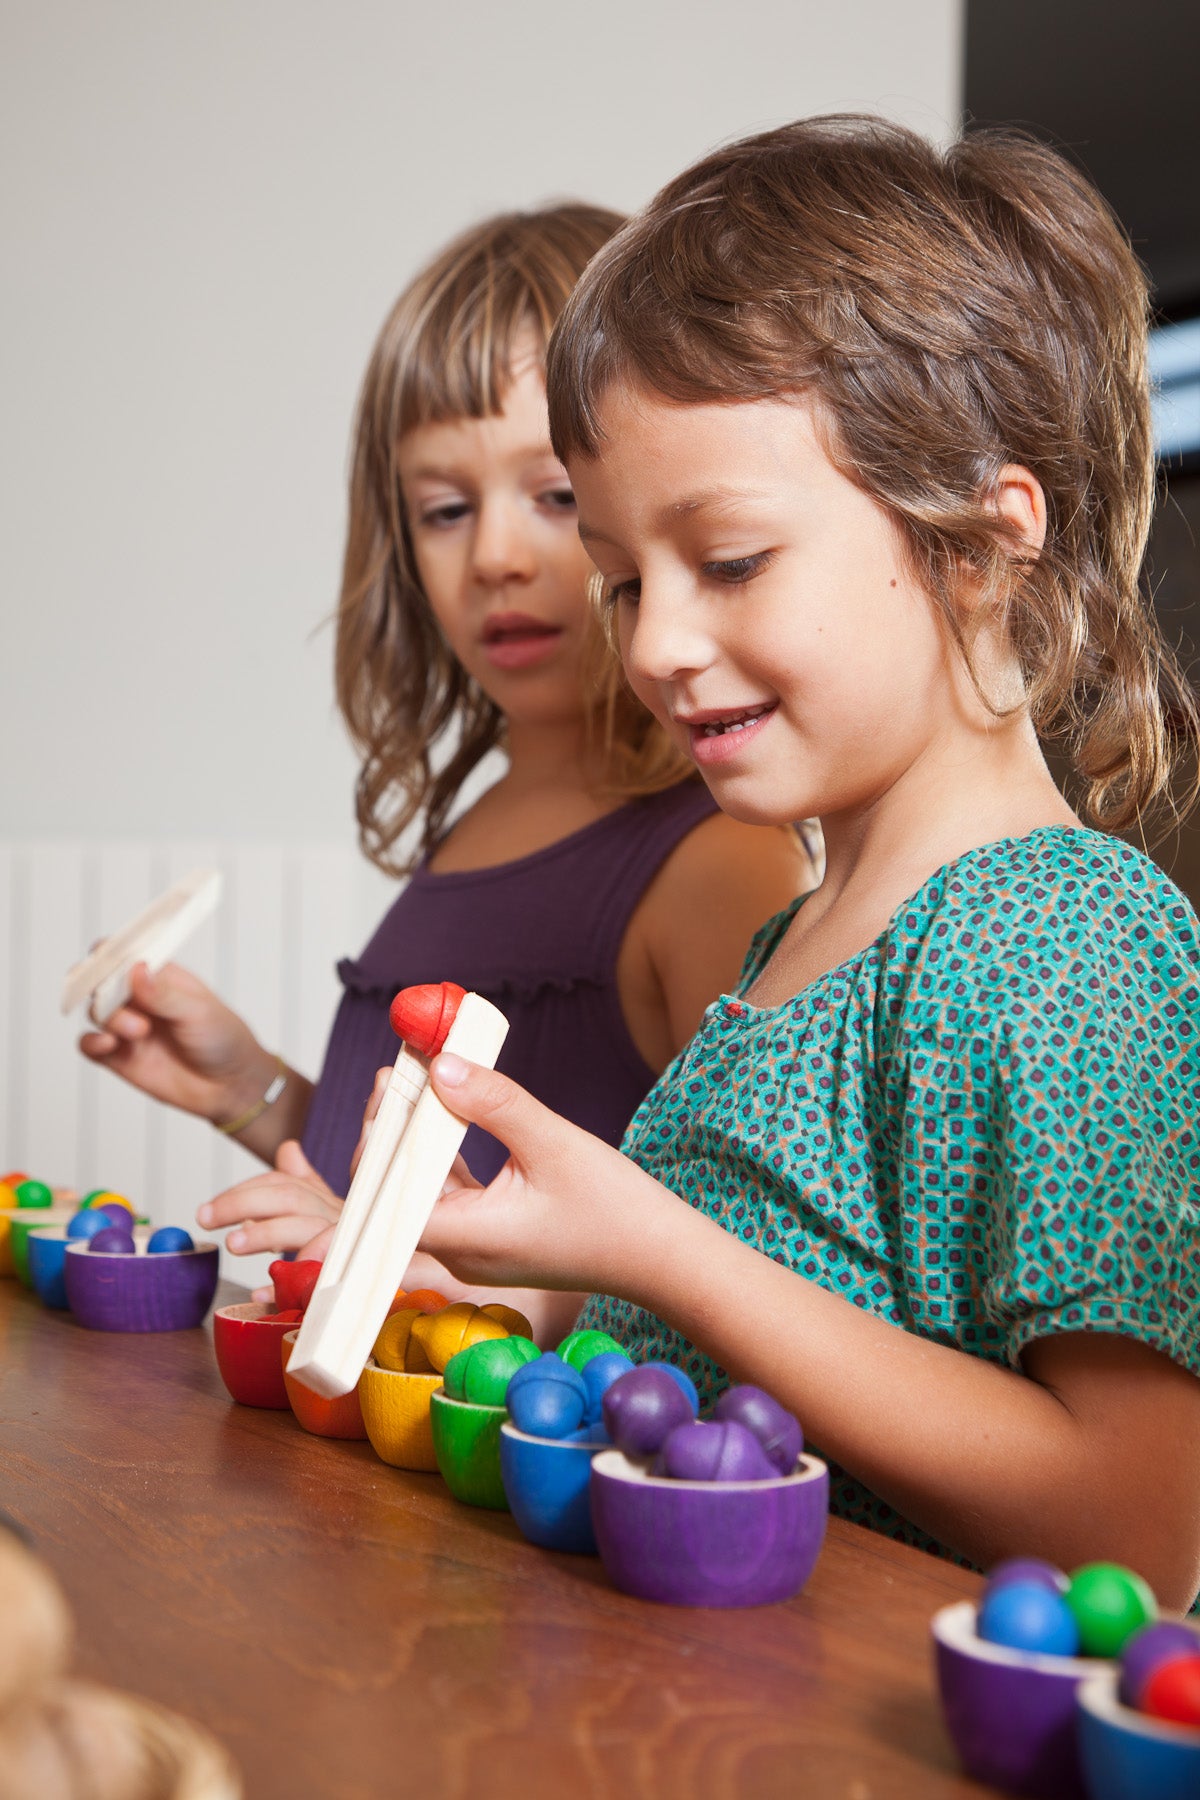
[703,552,773,584]
[540,486,577,513]
[603,577,641,608]
[418,501,472,528]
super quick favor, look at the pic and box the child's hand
[78,961,278,1128]
[421,1052,675,1299]
[197,1139,342,1262]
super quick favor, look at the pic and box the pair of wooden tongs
[60,869,222,1025]
[286,983,508,1399]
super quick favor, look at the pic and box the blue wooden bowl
[499,1421,608,1554]
[27,1228,70,1309]
[1078,1668,1200,1800]
[933,1599,1105,1798]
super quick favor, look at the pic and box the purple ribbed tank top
[301,781,718,1193]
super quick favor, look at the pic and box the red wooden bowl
[212,1303,295,1407]
[281,1330,367,1438]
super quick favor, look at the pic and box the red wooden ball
[389,982,467,1057]
[1141,1652,1200,1727]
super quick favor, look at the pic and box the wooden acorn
[410,1302,507,1373]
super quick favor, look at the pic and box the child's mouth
[686,702,777,765]
[481,614,564,670]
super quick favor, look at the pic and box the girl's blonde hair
[336,203,692,875]
[547,116,1200,841]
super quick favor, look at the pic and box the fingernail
[433,1052,468,1086]
[228,1230,246,1251]
[197,1205,213,1227]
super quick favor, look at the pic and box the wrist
[214,1055,289,1137]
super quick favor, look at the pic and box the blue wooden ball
[977,1579,1081,1656]
[506,1352,587,1439]
[581,1351,635,1424]
[146,1227,194,1254]
[67,1209,114,1242]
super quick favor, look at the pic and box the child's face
[569,385,960,830]
[396,343,595,728]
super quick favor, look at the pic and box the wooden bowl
[933,1598,1105,1798]
[211,1303,296,1406]
[281,1330,367,1439]
[64,1240,219,1332]
[1077,1666,1200,1800]
[428,1389,508,1508]
[357,1360,441,1470]
[500,1421,608,1554]
[27,1229,70,1309]
[590,1446,828,1607]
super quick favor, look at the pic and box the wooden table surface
[1,1280,999,1800]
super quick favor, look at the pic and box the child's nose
[471,498,537,586]
[623,589,711,685]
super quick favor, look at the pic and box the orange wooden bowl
[281,1330,367,1439]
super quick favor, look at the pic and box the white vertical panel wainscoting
[0,841,396,1290]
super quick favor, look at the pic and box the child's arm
[80,961,312,1162]
[421,1052,1200,1612]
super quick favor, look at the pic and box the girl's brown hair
[336,203,692,875]
[547,116,1199,840]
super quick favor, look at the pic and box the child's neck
[749,712,1079,1007]
[428,713,619,874]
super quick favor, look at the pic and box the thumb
[429,1053,562,1170]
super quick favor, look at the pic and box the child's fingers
[296,1224,334,1263]
[429,1054,567,1168]
[197,1173,338,1232]
[223,1216,322,1256]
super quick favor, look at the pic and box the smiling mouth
[694,703,776,738]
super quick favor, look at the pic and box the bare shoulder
[649,814,814,918]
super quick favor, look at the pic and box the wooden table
[1,1281,997,1799]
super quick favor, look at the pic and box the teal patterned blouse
[579,827,1200,1560]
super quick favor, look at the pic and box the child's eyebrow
[578,486,774,546]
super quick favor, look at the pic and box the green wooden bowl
[429,1388,508,1510]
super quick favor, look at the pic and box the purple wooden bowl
[933,1599,1106,1798]
[63,1239,219,1331]
[590,1446,828,1607]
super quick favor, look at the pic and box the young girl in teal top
[413,118,1200,1609]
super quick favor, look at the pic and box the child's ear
[992,464,1047,557]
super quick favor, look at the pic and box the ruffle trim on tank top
[335,957,607,1006]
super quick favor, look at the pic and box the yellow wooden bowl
[357,1359,442,1471]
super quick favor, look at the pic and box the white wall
[3,0,962,841]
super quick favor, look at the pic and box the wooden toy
[442,1335,540,1407]
[147,1226,193,1253]
[357,1362,442,1470]
[402,1287,452,1313]
[713,1384,804,1473]
[500,1421,609,1555]
[268,1258,323,1314]
[590,1446,829,1608]
[556,1328,624,1372]
[27,1227,71,1309]
[16,1178,53,1209]
[212,1304,295,1407]
[429,1391,509,1510]
[659,1419,779,1483]
[1078,1656,1200,1800]
[479,1302,534,1335]
[1142,1655,1200,1726]
[979,1580,1082,1657]
[506,1352,588,1439]
[81,1189,135,1215]
[1065,1564,1158,1658]
[1120,1623,1200,1707]
[4,1208,82,1286]
[410,1301,508,1372]
[89,1225,138,1254]
[67,1208,113,1244]
[581,1351,635,1423]
[286,984,509,1400]
[934,1598,1104,1798]
[372,1308,436,1374]
[281,1331,368,1440]
[64,1237,219,1331]
[601,1365,696,1457]
[60,867,222,1024]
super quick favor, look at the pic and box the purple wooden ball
[660,1420,779,1484]
[1119,1621,1200,1707]
[641,1361,699,1412]
[985,1557,1068,1597]
[713,1384,803,1474]
[602,1366,697,1458]
[88,1226,136,1255]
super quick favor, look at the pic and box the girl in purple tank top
[80,206,813,1334]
